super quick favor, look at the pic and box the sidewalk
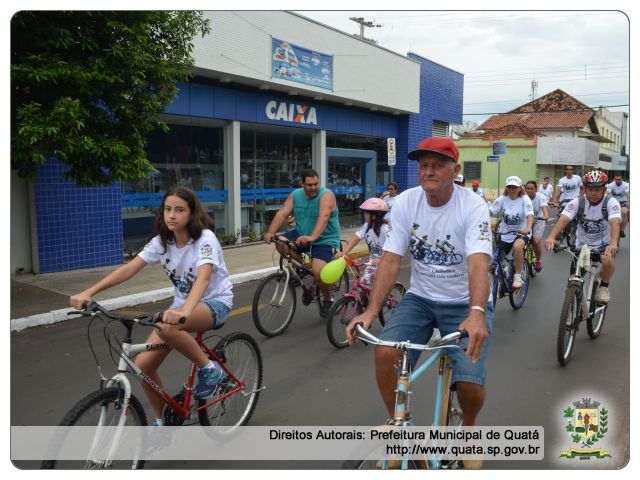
[11,227,364,331]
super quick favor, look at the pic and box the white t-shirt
[384,185,492,303]
[138,229,233,309]
[558,175,583,202]
[489,195,534,243]
[561,197,622,248]
[382,195,397,220]
[471,187,485,199]
[606,181,629,204]
[538,184,554,202]
[355,222,388,259]
[529,192,548,219]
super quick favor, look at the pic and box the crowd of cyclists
[68,136,627,466]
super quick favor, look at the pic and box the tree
[11,11,210,186]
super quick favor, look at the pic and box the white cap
[505,175,522,187]
[454,174,465,183]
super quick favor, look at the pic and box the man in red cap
[347,137,493,469]
[471,180,485,201]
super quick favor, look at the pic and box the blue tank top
[292,187,341,249]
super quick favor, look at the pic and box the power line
[466,64,629,80]
[465,74,628,88]
[462,60,628,76]
[465,91,629,106]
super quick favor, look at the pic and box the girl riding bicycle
[335,197,389,288]
[525,180,549,272]
[70,186,233,427]
[489,176,534,289]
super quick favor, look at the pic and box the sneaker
[534,261,543,273]
[620,230,626,238]
[144,421,173,455]
[319,298,335,318]
[194,363,226,400]
[512,274,523,289]
[595,286,610,304]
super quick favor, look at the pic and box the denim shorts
[281,229,336,264]
[378,292,493,386]
[169,299,231,331]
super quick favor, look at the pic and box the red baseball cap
[408,137,459,162]
[472,180,480,187]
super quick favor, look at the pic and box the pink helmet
[359,197,389,213]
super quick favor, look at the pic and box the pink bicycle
[326,257,406,348]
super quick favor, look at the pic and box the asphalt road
[11,234,630,470]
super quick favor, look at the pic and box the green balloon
[320,258,346,284]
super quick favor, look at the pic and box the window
[432,121,449,138]
[463,161,481,180]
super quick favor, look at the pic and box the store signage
[387,138,396,166]
[272,37,333,91]
[493,142,507,155]
[265,100,318,125]
[487,155,500,162]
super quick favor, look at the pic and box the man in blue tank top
[264,168,341,316]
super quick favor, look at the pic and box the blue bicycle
[342,324,468,470]
[490,229,531,309]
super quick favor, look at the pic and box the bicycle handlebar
[69,301,186,327]
[354,323,467,352]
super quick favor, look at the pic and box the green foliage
[563,407,574,418]
[247,229,259,242]
[221,229,241,246]
[11,11,210,185]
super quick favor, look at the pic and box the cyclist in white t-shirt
[380,181,399,221]
[336,197,389,287]
[346,138,492,470]
[70,186,233,427]
[552,165,583,207]
[545,171,621,303]
[538,177,554,203]
[489,176,534,288]
[606,174,630,238]
[525,180,549,273]
[471,180,485,200]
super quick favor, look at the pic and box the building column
[312,129,327,187]
[224,120,241,243]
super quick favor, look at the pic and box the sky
[296,10,630,134]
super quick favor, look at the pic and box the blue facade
[32,56,462,273]
[34,158,123,273]
[396,54,464,192]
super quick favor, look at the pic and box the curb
[10,266,277,333]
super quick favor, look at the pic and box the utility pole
[349,17,382,44]
[530,80,538,101]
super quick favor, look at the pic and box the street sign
[387,138,396,166]
[493,142,507,155]
[487,155,500,162]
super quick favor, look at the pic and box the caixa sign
[265,100,318,125]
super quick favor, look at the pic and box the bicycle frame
[563,249,606,322]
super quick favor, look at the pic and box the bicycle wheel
[252,271,297,337]
[326,296,362,348]
[316,269,351,316]
[509,262,530,310]
[378,282,407,326]
[490,270,499,306]
[41,387,147,469]
[526,244,536,278]
[587,275,607,339]
[557,284,581,366]
[438,365,462,428]
[198,332,263,433]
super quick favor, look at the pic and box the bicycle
[42,301,264,469]
[554,246,608,366]
[251,236,349,337]
[326,257,406,348]
[490,229,531,309]
[553,201,577,249]
[524,217,547,278]
[342,324,467,470]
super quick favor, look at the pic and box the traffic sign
[487,155,500,162]
[493,142,507,155]
[387,138,396,166]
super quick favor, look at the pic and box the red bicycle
[326,257,406,348]
[42,302,263,469]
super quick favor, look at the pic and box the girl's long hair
[366,212,388,237]
[149,186,215,254]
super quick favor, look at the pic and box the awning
[577,131,614,143]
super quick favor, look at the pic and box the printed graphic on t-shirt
[200,242,213,260]
[478,220,491,241]
[164,259,197,294]
[366,238,383,257]
[504,212,522,226]
[409,224,463,267]
[580,219,606,235]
